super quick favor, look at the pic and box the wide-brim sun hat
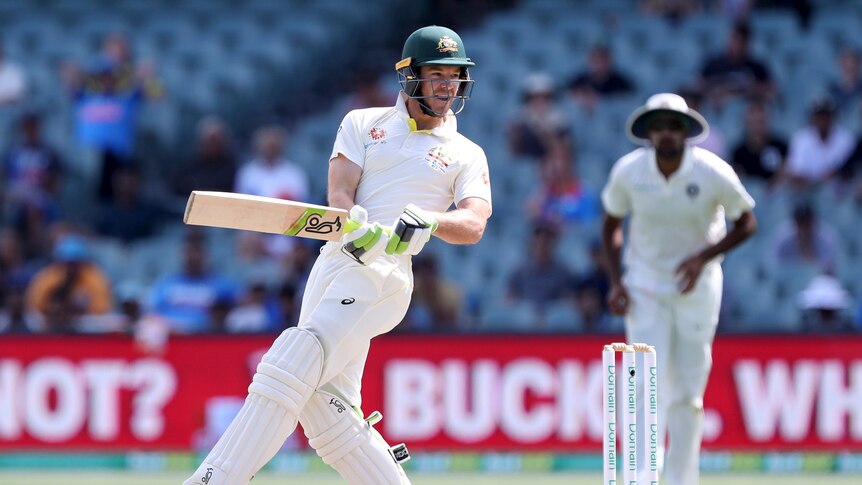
[626,92,710,145]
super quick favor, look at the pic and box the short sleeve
[330,111,366,168]
[601,162,631,217]
[454,147,492,209]
[715,160,756,220]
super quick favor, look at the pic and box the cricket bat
[183,191,358,241]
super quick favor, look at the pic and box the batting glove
[385,204,438,256]
[341,205,390,265]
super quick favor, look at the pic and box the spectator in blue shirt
[149,232,239,333]
[63,33,163,201]
[528,148,599,225]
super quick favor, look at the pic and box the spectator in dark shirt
[568,44,634,112]
[93,164,167,243]
[0,283,41,334]
[769,203,839,273]
[732,101,787,183]
[574,240,612,332]
[507,222,574,305]
[2,112,64,257]
[507,73,572,161]
[699,22,775,107]
[754,0,812,29]
[0,228,40,301]
[829,49,862,113]
[402,255,463,332]
[640,0,702,22]
[840,123,862,201]
[172,116,237,197]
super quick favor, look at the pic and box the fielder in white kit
[185,25,491,485]
[601,93,757,485]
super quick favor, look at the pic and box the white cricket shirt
[602,146,755,293]
[330,93,492,225]
[235,158,309,202]
[786,125,855,181]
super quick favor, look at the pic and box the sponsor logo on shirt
[364,127,388,148]
[370,127,386,140]
[425,146,454,173]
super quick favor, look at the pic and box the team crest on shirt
[437,36,459,53]
[686,183,700,198]
[425,146,454,173]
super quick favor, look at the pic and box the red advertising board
[0,334,860,451]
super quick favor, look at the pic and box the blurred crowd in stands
[0,0,860,338]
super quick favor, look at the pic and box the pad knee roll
[300,391,411,485]
[248,327,324,415]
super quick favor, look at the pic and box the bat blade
[183,191,348,241]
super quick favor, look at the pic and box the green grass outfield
[0,471,845,485]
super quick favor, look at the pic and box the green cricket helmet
[396,25,475,117]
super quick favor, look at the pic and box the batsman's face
[647,114,688,158]
[418,66,462,114]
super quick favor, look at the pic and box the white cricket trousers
[625,263,722,485]
[185,243,414,485]
[300,241,413,405]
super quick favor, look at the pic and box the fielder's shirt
[330,93,492,226]
[602,146,755,294]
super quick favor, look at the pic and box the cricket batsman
[185,25,492,485]
[601,93,757,484]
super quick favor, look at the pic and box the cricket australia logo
[437,35,458,53]
[425,146,454,173]
[329,397,347,413]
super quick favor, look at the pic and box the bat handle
[344,218,361,233]
[343,218,392,235]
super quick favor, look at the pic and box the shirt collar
[396,91,457,139]
[648,146,693,181]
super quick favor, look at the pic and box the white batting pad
[300,391,411,485]
[185,328,323,485]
